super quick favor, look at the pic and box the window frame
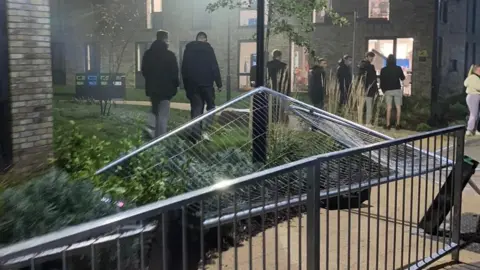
[312,0,331,24]
[368,0,390,21]
[237,40,257,90]
[238,0,269,27]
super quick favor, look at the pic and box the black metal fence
[0,126,466,270]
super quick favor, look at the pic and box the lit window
[239,0,268,26]
[313,9,326,23]
[86,44,91,71]
[153,0,162,12]
[136,45,141,72]
[368,0,390,19]
[312,0,330,23]
[146,0,152,29]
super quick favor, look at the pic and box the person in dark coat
[267,50,290,123]
[181,31,222,141]
[267,50,290,95]
[357,51,378,127]
[141,30,179,137]
[380,54,406,130]
[249,65,257,87]
[337,54,352,105]
[308,58,327,109]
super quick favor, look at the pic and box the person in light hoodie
[464,64,480,136]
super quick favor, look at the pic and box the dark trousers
[188,86,215,141]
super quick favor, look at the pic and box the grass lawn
[54,85,245,104]
[53,100,191,147]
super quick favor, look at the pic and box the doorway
[51,42,66,85]
[0,0,12,171]
[367,38,414,96]
[238,40,257,91]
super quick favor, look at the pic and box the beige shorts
[384,89,403,106]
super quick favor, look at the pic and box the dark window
[442,0,448,23]
[466,0,471,33]
[0,0,12,172]
[449,59,457,72]
[437,37,443,68]
[474,43,477,65]
[51,42,66,85]
[465,42,470,77]
[473,0,477,33]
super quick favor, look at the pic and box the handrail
[0,125,463,262]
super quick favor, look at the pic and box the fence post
[306,160,321,270]
[452,128,465,262]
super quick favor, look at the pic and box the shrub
[416,123,433,132]
[0,169,118,244]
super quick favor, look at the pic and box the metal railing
[0,125,465,270]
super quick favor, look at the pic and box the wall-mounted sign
[418,50,428,62]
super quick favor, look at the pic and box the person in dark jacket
[308,58,327,109]
[380,54,406,130]
[267,50,290,95]
[141,30,179,137]
[357,51,378,127]
[267,50,290,123]
[249,65,257,87]
[337,54,352,106]
[181,32,222,141]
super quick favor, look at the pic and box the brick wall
[7,0,53,172]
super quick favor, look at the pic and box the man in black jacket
[267,50,290,123]
[380,54,406,130]
[182,32,222,141]
[337,54,352,106]
[357,51,378,127]
[309,58,327,109]
[141,30,179,137]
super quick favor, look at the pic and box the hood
[185,41,214,53]
[267,59,287,70]
[149,40,168,53]
[358,59,370,69]
[338,58,348,67]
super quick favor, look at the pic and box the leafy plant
[0,170,118,244]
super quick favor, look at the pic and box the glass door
[368,38,414,95]
[238,41,257,91]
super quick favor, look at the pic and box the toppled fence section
[0,124,465,270]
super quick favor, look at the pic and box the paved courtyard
[205,137,480,269]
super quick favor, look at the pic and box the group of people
[308,51,406,130]
[142,30,222,139]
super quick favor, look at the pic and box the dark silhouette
[337,54,352,105]
[181,31,222,141]
[380,54,406,130]
[308,58,327,109]
[141,30,179,137]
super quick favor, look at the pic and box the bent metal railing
[0,125,465,270]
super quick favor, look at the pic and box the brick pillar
[6,0,53,172]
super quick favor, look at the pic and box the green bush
[0,170,118,244]
[415,123,433,132]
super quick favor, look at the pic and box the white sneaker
[365,124,374,129]
[466,130,474,136]
[202,133,212,141]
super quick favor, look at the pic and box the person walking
[380,54,406,130]
[464,64,480,136]
[358,51,378,127]
[337,54,352,106]
[181,31,222,141]
[141,30,179,137]
[308,58,327,109]
[267,50,290,123]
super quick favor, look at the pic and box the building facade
[0,0,54,173]
[51,0,476,102]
